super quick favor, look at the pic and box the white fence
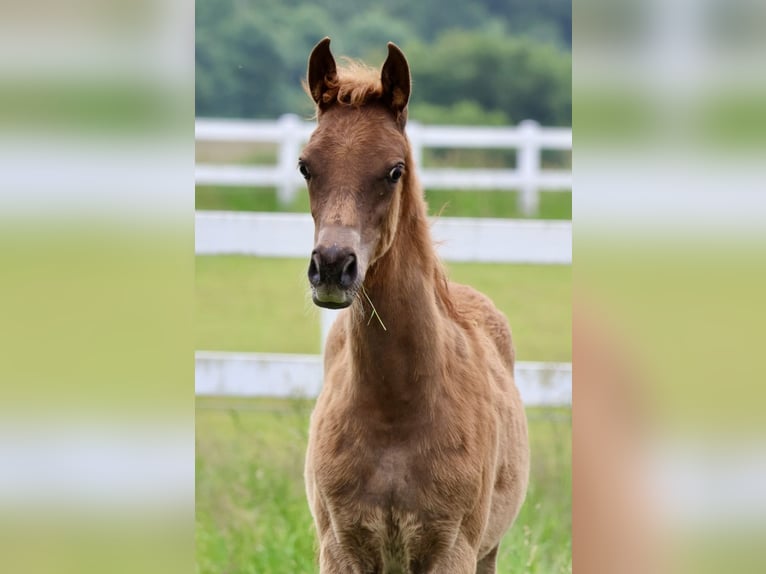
[196,116,571,405]
[196,352,572,407]
[195,210,572,405]
[195,211,572,265]
[195,115,572,215]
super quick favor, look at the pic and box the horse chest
[360,446,418,507]
[319,438,421,510]
[315,435,479,570]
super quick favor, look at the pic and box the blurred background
[195,0,571,124]
[0,2,193,574]
[575,1,766,573]
[5,1,763,573]
[195,1,572,573]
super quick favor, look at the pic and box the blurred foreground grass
[196,399,571,574]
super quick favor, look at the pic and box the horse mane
[303,58,384,110]
[401,179,460,321]
[427,226,460,320]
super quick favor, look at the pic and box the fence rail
[196,352,572,407]
[196,115,572,215]
[195,211,571,264]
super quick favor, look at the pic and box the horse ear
[307,37,337,107]
[381,42,411,119]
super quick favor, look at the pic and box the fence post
[320,308,339,353]
[518,119,541,217]
[277,113,301,206]
[407,121,424,178]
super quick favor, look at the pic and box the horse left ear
[381,42,411,123]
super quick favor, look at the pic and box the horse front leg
[318,543,363,574]
[426,536,477,574]
[475,543,499,574]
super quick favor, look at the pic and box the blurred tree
[486,0,572,46]
[345,9,416,61]
[384,0,491,41]
[195,0,572,125]
[196,15,289,118]
[409,101,510,126]
[406,29,571,125]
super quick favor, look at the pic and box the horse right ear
[307,37,337,108]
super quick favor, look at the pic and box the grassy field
[196,256,571,362]
[196,399,571,574]
[196,186,572,220]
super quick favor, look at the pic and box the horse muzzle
[308,244,359,309]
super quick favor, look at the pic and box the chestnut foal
[302,38,529,573]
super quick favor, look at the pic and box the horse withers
[301,37,530,573]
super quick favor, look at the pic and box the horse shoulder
[310,310,350,479]
[447,281,515,370]
[445,282,529,554]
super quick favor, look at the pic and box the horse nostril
[340,254,357,288]
[310,247,357,288]
[308,252,321,286]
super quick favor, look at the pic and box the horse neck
[347,179,448,411]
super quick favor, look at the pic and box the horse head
[300,38,412,309]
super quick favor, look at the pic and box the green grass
[196,141,278,165]
[427,189,571,219]
[196,399,571,574]
[196,256,571,362]
[196,186,572,220]
[446,262,571,362]
[196,257,318,355]
[196,186,311,214]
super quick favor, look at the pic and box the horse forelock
[304,58,385,111]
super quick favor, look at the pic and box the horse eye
[298,161,311,180]
[388,164,404,183]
